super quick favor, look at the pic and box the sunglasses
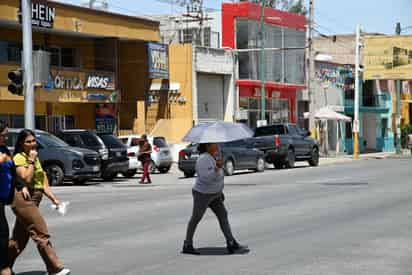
[24,139,36,144]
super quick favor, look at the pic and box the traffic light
[7,69,23,96]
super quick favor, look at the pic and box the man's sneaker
[53,268,71,275]
[181,243,200,255]
[227,240,248,254]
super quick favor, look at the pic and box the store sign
[53,75,84,90]
[86,75,115,90]
[147,42,169,79]
[364,35,412,80]
[19,2,55,29]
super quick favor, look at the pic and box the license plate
[116,152,122,157]
[92,166,99,172]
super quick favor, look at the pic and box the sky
[58,0,412,35]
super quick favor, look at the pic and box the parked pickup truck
[248,123,319,169]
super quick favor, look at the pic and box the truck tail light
[275,135,281,147]
[153,145,160,152]
[128,152,136,157]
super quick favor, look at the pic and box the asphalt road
[6,157,412,275]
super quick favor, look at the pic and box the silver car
[118,135,173,174]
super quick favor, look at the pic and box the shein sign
[19,2,55,29]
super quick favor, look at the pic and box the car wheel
[285,148,295,169]
[255,157,265,172]
[159,166,171,174]
[44,164,64,186]
[123,169,137,178]
[184,171,195,178]
[308,147,319,167]
[274,161,284,169]
[224,159,235,176]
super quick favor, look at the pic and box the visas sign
[86,74,115,90]
[147,42,169,79]
[19,2,56,29]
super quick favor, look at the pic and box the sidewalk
[320,150,411,166]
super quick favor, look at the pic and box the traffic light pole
[353,24,361,160]
[22,0,35,130]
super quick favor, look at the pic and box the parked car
[178,139,265,178]
[7,129,100,185]
[118,134,173,175]
[249,123,319,169]
[57,130,129,181]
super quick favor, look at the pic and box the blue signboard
[147,42,169,79]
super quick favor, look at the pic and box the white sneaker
[53,268,71,275]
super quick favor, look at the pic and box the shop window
[239,97,249,110]
[10,115,24,128]
[35,115,47,131]
[249,98,260,110]
[47,47,78,68]
[7,42,22,63]
[61,48,77,68]
[0,115,9,125]
[381,118,388,138]
[49,47,60,66]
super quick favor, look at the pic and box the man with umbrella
[181,122,250,255]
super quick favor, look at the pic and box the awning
[149,82,180,92]
[314,107,352,122]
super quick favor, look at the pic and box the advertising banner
[147,42,169,79]
[364,35,412,80]
[95,104,116,133]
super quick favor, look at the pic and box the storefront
[222,1,307,128]
[0,0,160,133]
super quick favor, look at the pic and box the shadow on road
[322,182,368,186]
[196,246,250,256]
[16,271,46,275]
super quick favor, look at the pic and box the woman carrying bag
[8,129,70,275]
[138,134,152,184]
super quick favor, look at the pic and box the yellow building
[0,0,193,142]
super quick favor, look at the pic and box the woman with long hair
[138,134,152,184]
[182,143,246,255]
[8,129,70,275]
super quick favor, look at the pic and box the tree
[287,0,307,16]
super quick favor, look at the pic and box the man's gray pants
[185,189,235,244]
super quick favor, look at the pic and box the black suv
[57,130,129,181]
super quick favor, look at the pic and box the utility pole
[353,24,362,159]
[259,0,266,121]
[22,0,35,129]
[395,22,402,154]
[307,0,314,118]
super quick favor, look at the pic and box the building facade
[222,1,307,129]
[313,35,395,154]
[0,0,165,135]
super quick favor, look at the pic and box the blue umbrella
[182,121,254,143]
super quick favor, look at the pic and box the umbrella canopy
[182,121,254,143]
[314,107,352,122]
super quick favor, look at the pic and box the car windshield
[98,134,124,148]
[254,125,286,137]
[153,137,168,148]
[80,132,103,147]
[37,133,68,147]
